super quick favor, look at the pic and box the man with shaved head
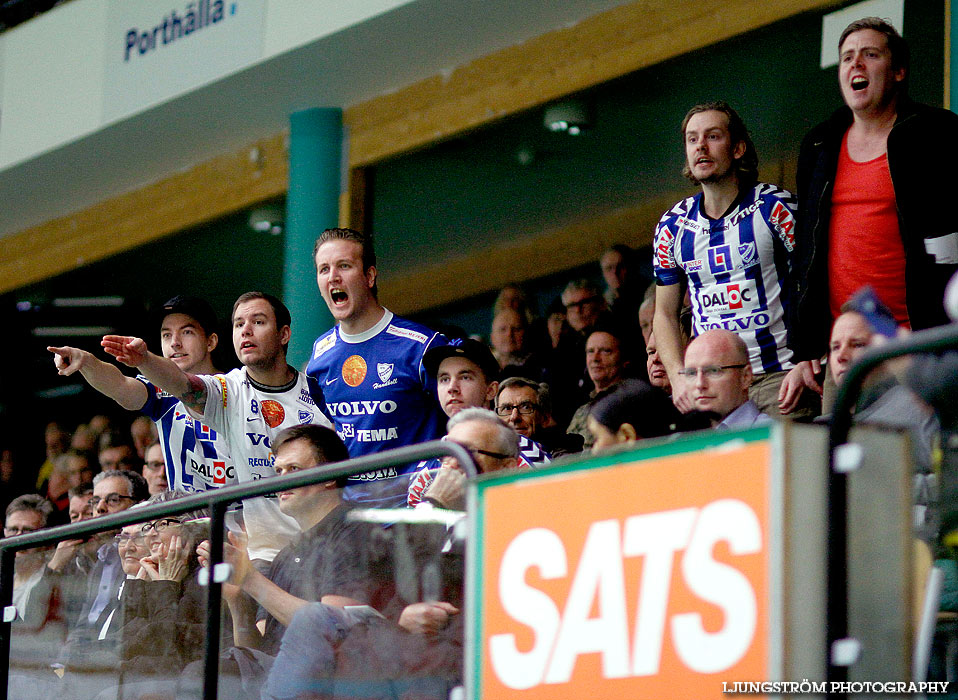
[682,329,771,429]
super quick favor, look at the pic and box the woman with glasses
[96,491,210,699]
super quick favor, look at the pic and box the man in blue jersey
[48,295,234,494]
[307,228,448,504]
[652,102,820,418]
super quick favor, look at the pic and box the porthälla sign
[469,428,780,700]
[103,0,266,122]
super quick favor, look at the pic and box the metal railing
[826,323,958,695]
[0,439,476,700]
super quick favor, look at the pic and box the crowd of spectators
[2,14,958,698]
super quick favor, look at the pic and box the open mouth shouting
[330,288,348,306]
[850,76,869,91]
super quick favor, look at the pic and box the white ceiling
[0,0,633,240]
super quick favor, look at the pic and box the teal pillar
[284,108,343,370]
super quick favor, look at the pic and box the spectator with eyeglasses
[407,341,550,507]
[415,408,521,511]
[141,440,168,495]
[495,377,583,457]
[681,329,772,430]
[5,495,55,627]
[102,492,210,698]
[52,469,148,692]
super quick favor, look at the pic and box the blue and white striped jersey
[653,183,797,374]
[137,376,235,493]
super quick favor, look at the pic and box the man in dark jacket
[791,17,958,404]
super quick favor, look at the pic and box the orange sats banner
[477,441,771,700]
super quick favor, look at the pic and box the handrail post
[0,547,15,700]
[201,500,228,700]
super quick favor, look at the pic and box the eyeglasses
[88,493,135,509]
[144,460,165,472]
[563,296,601,310]
[677,364,748,379]
[441,441,514,464]
[495,401,538,417]
[139,518,183,536]
[3,527,39,537]
[114,532,147,547]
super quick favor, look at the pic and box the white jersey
[653,182,797,374]
[195,367,332,561]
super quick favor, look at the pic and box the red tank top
[828,130,909,326]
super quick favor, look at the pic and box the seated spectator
[638,285,656,346]
[562,278,607,338]
[547,280,610,418]
[601,244,644,359]
[495,377,582,457]
[588,380,681,454]
[201,425,365,657]
[601,245,639,312]
[646,332,671,395]
[492,283,536,325]
[407,340,550,506]
[46,449,94,525]
[141,441,169,495]
[35,421,70,493]
[490,308,546,381]
[0,446,30,514]
[681,329,772,430]
[416,407,521,511]
[70,424,96,453]
[544,298,569,351]
[567,327,632,449]
[40,483,97,632]
[67,482,94,524]
[5,495,55,629]
[262,414,494,700]
[98,431,140,472]
[824,309,939,541]
[54,469,149,693]
[129,416,157,460]
[103,491,210,698]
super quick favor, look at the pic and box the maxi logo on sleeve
[471,433,775,700]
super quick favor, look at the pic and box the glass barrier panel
[212,471,466,700]
[6,494,211,700]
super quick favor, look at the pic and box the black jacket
[790,98,958,360]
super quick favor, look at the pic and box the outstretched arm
[101,335,209,414]
[48,345,149,411]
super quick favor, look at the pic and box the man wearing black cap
[48,295,235,494]
[407,339,550,506]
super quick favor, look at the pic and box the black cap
[157,295,218,336]
[424,338,500,383]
